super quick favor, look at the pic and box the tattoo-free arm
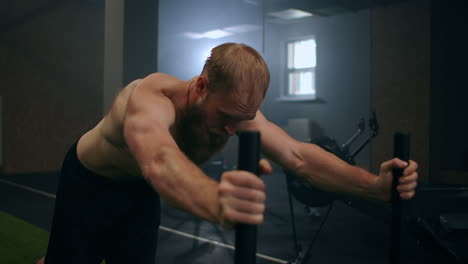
[123,74,222,223]
[239,111,385,201]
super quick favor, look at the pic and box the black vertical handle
[235,131,261,264]
[390,132,410,264]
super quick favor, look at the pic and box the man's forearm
[141,145,222,223]
[292,142,384,201]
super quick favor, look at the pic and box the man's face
[201,87,262,137]
[177,86,263,163]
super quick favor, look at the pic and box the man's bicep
[124,112,177,153]
[123,85,179,170]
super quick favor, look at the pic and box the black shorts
[45,142,161,264]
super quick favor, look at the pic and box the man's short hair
[202,43,270,98]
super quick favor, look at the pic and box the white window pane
[288,39,316,69]
[287,42,294,69]
[288,72,296,95]
[288,71,315,96]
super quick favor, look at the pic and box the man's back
[77,79,143,180]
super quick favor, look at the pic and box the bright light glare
[223,24,261,33]
[289,72,315,96]
[287,38,317,97]
[288,39,316,69]
[181,24,260,40]
[182,32,204,39]
[200,47,212,65]
[269,8,313,20]
[203,30,233,39]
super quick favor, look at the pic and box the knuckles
[218,169,267,225]
[400,191,415,200]
[221,170,265,190]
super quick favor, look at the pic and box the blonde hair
[202,43,270,98]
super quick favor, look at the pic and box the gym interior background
[0,0,466,263]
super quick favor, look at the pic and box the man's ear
[195,75,209,99]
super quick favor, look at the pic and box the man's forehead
[220,103,258,120]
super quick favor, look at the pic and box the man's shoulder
[136,73,185,94]
[143,72,182,84]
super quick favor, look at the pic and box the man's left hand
[378,159,419,201]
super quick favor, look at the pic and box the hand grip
[235,131,261,264]
[390,132,410,264]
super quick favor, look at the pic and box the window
[284,38,317,99]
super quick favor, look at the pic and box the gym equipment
[285,113,379,209]
[284,114,379,264]
[235,131,261,264]
[285,119,468,263]
[390,133,468,264]
[405,185,468,263]
[390,132,410,264]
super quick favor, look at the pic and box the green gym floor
[0,171,466,264]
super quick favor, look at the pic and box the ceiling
[265,0,410,16]
[0,0,66,33]
[1,0,409,33]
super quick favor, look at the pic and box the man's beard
[176,103,228,164]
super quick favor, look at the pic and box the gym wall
[0,1,105,174]
[261,8,372,169]
[372,0,468,185]
[371,0,431,181]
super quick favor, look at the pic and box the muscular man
[40,43,418,264]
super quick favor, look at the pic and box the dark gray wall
[430,0,468,184]
[262,10,372,168]
[123,0,159,84]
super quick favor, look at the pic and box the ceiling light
[182,32,204,39]
[223,24,261,33]
[181,24,260,40]
[269,8,313,20]
[243,0,260,6]
[202,29,233,39]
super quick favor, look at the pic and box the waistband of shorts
[67,140,148,189]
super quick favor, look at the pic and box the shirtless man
[40,43,418,264]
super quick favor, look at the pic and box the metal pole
[390,132,410,264]
[235,131,261,264]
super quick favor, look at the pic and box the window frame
[278,36,319,102]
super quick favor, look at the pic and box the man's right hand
[218,159,272,228]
